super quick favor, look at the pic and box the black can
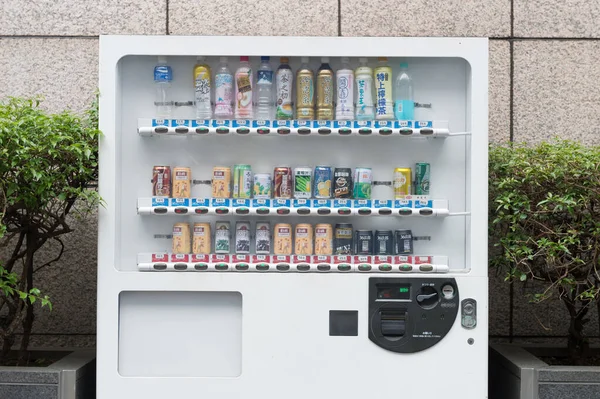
[334,223,353,255]
[354,230,373,255]
[334,168,353,198]
[394,229,414,255]
[374,230,393,255]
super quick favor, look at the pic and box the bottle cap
[377,57,388,62]
[301,56,309,63]
[261,56,270,61]
[341,57,350,64]
[400,62,409,68]
[158,56,167,63]
[240,56,249,61]
[220,56,228,62]
[280,56,289,63]
[321,57,330,63]
[359,57,368,63]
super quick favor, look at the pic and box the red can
[152,166,171,197]
[273,166,292,199]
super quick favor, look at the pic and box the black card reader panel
[368,277,459,353]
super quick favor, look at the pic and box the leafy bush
[489,139,600,362]
[0,97,100,365]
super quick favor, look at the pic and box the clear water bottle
[154,56,173,118]
[394,62,414,120]
[214,57,234,119]
[255,56,273,120]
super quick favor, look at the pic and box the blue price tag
[333,199,352,208]
[152,119,169,127]
[272,199,291,208]
[394,199,413,208]
[374,200,392,209]
[353,120,372,128]
[413,199,433,209]
[170,119,190,127]
[312,199,332,208]
[170,198,190,207]
[333,120,351,128]
[374,120,391,128]
[191,198,210,207]
[313,120,331,128]
[191,119,210,127]
[212,120,231,127]
[274,120,291,128]
[395,120,414,128]
[252,120,271,128]
[232,199,250,207]
[293,199,310,208]
[152,197,168,207]
[415,121,433,128]
[232,119,250,127]
[211,198,230,207]
[354,199,372,208]
[252,199,271,208]
[293,120,310,128]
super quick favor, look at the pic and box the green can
[353,167,373,199]
[415,162,430,195]
[233,164,252,199]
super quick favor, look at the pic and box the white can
[215,221,231,254]
[235,221,251,254]
[255,222,271,254]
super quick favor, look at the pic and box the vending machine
[98,36,488,399]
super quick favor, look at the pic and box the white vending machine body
[98,36,488,399]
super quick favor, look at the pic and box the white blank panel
[119,291,243,377]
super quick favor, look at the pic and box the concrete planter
[490,344,600,399]
[0,349,95,399]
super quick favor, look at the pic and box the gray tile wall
[0,0,597,348]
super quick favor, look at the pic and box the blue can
[313,166,333,199]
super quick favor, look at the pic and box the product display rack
[98,36,488,399]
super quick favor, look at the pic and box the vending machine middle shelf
[137,253,449,274]
[137,197,451,217]
[137,118,460,137]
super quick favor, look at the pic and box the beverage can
[193,223,211,254]
[394,229,414,255]
[393,168,412,198]
[276,57,294,120]
[296,61,315,120]
[316,59,334,120]
[152,165,171,197]
[334,168,353,199]
[355,58,374,120]
[294,167,312,199]
[334,223,353,255]
[313,166,333,199]
[235,221,251,254]
[353,167,373,199]
[374,58,394,120]
[212,166,231,198]
[215,221,231,254]
[354,230,373,255]
[315,223,333,255]
[255,222,271,254]
[415,162,430,195]
[172,167,192,198]
[274,223,293,255]
[295,223,313,255]
[374,230,393,255]
[253,173,272,199]
[273,166,293,199]
[172,222,191,254]
[233,164,252,199]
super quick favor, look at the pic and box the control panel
[368,277,459,353]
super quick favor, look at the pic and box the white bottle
[255,56,274,120]
[335,57,354,120]
[355,57,374,120]
[193,56,212,120]
[154,56,173,118]
[214,57,234,119]
[394,62,414,121]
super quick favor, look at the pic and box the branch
[34,237,65,274]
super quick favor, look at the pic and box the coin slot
[153,263,167,270]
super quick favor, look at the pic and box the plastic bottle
[374,57,393,120]
[154,56,173,118]
[296,57,314,120]
[214,57,234,119]
[394,62,414,121]
[255,56,273,120]
[275,57,293,120]
[335,57,354,120]
[193,56,212,119]
[355,58,374,120]
[235,56,253,119]
[316,57,334,120]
